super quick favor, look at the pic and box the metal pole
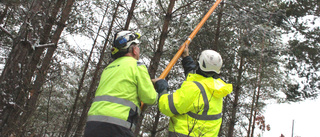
[291,119,294,137]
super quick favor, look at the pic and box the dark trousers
[84,121,134,137]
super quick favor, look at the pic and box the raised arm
[181,45,196,77]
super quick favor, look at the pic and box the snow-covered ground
[264,98,320,137]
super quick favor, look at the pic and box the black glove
[155,79,169,94]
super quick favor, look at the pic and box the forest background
[0,0,319,137]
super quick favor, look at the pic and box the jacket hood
[187,74,233,98]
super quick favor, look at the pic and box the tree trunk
[139,1,175,136]
[64,5,109,137]
[250,74,263,137]
[213,0,224,51]
[247,83,257,137]
[148,0,175,78]
[0,0,75,136]
[23,0,75,135]
[150,109,161,137]
[74,1,121,136]
[124,0,137,30]
[0,40,33,136]
[250,40,265,137]
[227,55,244,137]
[0,0,43,135]
[25,0,64,88]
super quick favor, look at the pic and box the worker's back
[85,56,158,137]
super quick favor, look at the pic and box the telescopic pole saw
[141,0,222,109]
[159,0,222,79]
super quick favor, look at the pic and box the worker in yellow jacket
[158,46,233,137]
[84,31,168,137]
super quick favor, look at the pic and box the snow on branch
[33,43,56,49]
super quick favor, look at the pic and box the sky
[263,98,320,137]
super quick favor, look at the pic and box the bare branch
[0,25,14,39]
[172,0,198,15]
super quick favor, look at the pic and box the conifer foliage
[0,0,318,136]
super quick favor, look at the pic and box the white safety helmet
[113,30,141,52]
[198,50,223,74]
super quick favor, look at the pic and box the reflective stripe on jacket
[159,73,233,137]
[87,56,158,129]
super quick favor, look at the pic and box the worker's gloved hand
[181,43,189,58]
[154,79,169,94]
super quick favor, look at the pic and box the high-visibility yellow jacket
[87,56,158,129]
[159,73,233,137]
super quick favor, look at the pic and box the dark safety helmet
[111,30,141,56]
